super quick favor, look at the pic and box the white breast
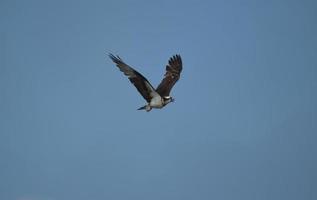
[150,95,163,108]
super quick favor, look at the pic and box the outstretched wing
[109,54,158,103]
[156,54,183,97]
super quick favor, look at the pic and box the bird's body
[150,95,164,108]
[109,54,182,112]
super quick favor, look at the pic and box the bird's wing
[156,55,183,97]
[109,54,158,103]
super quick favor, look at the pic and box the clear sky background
[1,0,317,200]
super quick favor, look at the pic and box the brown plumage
[109,54,155,102]
[109,53,183,111]
[156,55,183,97]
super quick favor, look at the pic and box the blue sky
[1,0,317,200]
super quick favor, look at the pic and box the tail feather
[137,105,146,110]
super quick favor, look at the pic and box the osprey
[109,54,183,112]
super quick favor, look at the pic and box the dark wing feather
[109,54,156,103]
[156,54,183,97]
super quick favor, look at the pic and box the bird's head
[163,96,174,105]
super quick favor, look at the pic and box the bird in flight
[109,54,183,112]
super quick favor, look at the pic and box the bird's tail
[137,105,146,110]
[137,105,151,112]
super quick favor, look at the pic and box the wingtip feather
[108,53,122,64]
[168,54,182,67]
